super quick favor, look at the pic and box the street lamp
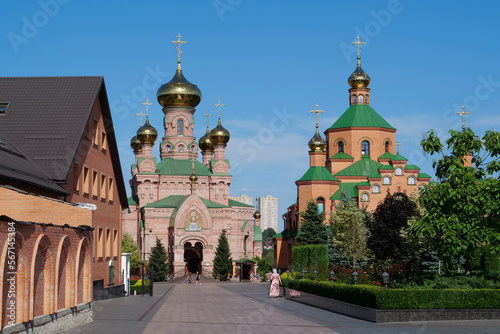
[382,271,389,289]
[330,270,335,283]
[313,270,318,278]
[352,270,358,285]
[301,269,306,279]
[286,269,290,278]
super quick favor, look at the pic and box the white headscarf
[273,268,277,274]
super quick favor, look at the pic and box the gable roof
[145,194,229,209]
[156,158,212,176]
[335,156,382,177]
[297,166,340,182]
[327,104,396,130]
[0,76,128,208]
[330,152,354,160]
[330,182,359,200]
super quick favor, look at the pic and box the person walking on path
[196,271,201,285]
[269,269,282,298]
[188,272,192,284]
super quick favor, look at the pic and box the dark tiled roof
[0,77,128,207]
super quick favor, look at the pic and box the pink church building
[123,36,262,279]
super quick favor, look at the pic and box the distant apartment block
[229,194,253,206]
[258,195,278,233]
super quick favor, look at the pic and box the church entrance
[183,241,203,274]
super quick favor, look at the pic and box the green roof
[378,152,395,159]
[297,166,340,182]
[156,158,212,176]
[140,219,144,228]
[357,181,370,187]
[391,153,408,161]
[418,172,432,179]
[330,182,359,200]
[335,156,382,177]
[241,221,248,230]
[405,164,420,171]
[199,197,229,208]
[368,172,382,178]
[330,152,354,160]
[228,199,254,208]
[253,225,262,242]
[128,195,138,206]
[328,104,396,130]
[234,258,256,263]
[378,165,394,170]
[144,194,228,209]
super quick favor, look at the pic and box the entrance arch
[183,241,203,274]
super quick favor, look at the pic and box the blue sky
[3,1,500,231]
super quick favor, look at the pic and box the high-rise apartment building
[258,195,278,233]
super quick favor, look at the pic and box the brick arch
[54,236,72,311]
[75,237,91,304]
[357,136,374,145]
[29,234,53,319]
[179,235,208,247]
[1,231,29,326]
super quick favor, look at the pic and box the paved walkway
[64,280,500,334]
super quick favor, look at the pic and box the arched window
[191,145,195,153]
[383,176,391,185]
[179,145,183,153]
[419,184,425,190]
[396,167,403,176]
[359,95,364,103]
[385,141,389,152]
[365,94,369,103]
[362,141,370,156]
[338,141,344,153]
[177,119,184,135]
[372,185,380,193]
[361,193,369,202]
[408,177,416,185]
[167,145,171,153]
[352,95,357,103]
[317,197,324,213]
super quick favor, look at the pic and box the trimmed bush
[292,244,328,272]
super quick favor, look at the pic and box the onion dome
[308,127,327,152]
[198,129,213,151]
[136,118,158,144]
[253,210,261,220]
[157,66,202,108]
[130,135,142,152]
[348,56,371,89]
[189,171,198,184]
[209,119,230,146]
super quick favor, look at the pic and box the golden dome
[308,128,327,152]
[253,210,261,220]
[136,119,158,144]
[130,135,142,152]
[198,129,213,151]
[157,66,202,108]
[209,120,230,146]
[348,56,371,89]
[189,171,198,184]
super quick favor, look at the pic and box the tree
[213,230,232,281]
[122,233,141,270]
[330,194,371,268]
[368,192,419,261]
[262,227,277,242]
[148,237,169,282]
[410,127,500,274]
[295,200,326,245]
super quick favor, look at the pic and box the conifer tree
[330,194,371,268]
[213,230,232,281]
[295,200,326,245]
[148,237,169,282]
[122,233,141,270]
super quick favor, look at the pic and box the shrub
[292,244,328,272]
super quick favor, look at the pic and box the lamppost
[313,270,318,279]
[330,270,335,283]
[352,270,358,285]
[301,269,306,279]
[382,271,389,289]
[286,269,290,278]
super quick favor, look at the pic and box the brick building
[0,77,128,301]
[277,45,431,269]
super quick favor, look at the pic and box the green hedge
[283,278,500,309]
[292,244,328,272]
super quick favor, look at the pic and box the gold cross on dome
[214,98,225,121]
[352,36,365,57]
[395,140,402,154]
[456,105,470,129]
[309,104,325,128]
[142,97,153,120]
[136,109,146,126]
[189,157,197,172]
[171,33,187,64]
[202,110,213,130]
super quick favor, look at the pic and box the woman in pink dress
[269,269,282,298]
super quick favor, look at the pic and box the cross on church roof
[171,33,187,64]
[352,36,365,57]
[456,105,470,130]
[309,104,325,128]
[142,97,153,121]
[189,157,196,173]
[214,98,225,121]
[395,140,402,154]
[202,110,213,130]
[136,109,145,126]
